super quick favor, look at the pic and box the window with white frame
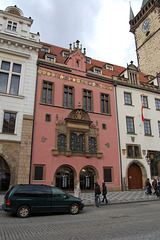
[155,98,160,110]
[93,67,102,74]
[0,60,21,95]
[126,117,135,133]
[144,119,151,136]
[141,95,148,108]
[7,20,17,31]
[45,54,56,63]
[124,92,132,105]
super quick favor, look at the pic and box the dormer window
[62,51,69,58]
[105,64,113,71]
[86,59,91,65]
[94,67,102,74]
[7,21,17,31]
[45,54,56,63]
[41,47,50,53]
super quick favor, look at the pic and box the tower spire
[129,2,134,21]
[141,0,149,9]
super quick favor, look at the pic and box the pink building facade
[30,41,122,192]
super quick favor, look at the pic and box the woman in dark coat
[102,182,108,203]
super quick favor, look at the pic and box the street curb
[1,198,159,211]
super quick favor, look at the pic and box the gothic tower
[129,0,160,77]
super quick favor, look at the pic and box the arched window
[58,134,66,151]
[89,137,97,153]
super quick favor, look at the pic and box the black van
[2,184,84,218]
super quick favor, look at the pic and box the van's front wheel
[17,205,30,218]
[69,203,79,214]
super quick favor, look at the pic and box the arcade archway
[80,166,97,190]
[0,156,10,191]
[55,165,75,191]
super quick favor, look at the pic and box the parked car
[2,184,84,218]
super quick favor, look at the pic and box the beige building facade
[130,0,160,77]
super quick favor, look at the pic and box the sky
[0,0,143,68]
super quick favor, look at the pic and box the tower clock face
[142,19,151,33]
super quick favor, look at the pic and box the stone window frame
[82,88,93,112]
[124,92,132,105]
[103,167,114,183]
[0,60,22,96]
[41,80,54,105]
[126,144,142,159]
[32,164,46,181]
[63,84,75,109]
[155,98,160,111]
[144,119,152,136]
[7,20,17,31]
[2,111,17,134]
[100,92,111,114]
[126,116,135,134]
[141,95,148,108]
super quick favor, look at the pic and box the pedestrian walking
[95,182,101,207]
[145,178,152,195]
[152,178,158,196]
[102,182,108,203]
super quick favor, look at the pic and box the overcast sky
[0,0,142,67]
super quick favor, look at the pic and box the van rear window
[14,187,52,198]
[5,186,14,199]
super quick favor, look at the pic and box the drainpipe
[29,61,39,184]
[114,83,123,191]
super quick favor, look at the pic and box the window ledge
[127,133,137,135]
[144,134,154,137]
[51,149,103,159]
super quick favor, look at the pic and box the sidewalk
[0,190,159,210]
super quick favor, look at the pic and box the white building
[0,5,41,191]
[114,62,160,190]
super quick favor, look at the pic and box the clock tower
[129,0,160,77]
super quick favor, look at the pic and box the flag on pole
[141,96,144,122]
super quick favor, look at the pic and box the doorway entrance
[128,163,142,189]
[55,165,74,191]
[80,167,95,190]
[0,156,10,191]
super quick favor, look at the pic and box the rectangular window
[141,95,148,108]
[94,68,102,74]
[7,21,17,31]
[70,132,85,152]
[0,61,21,95]
[104,168,113,182]
[158,121,160,137]
[83,89,92,111]
[42,81,54,105]
[101,93,110,114]
[144,119,151,135]
[33,165,45,180]
[63,86,74,108]
[155,99,160,110]
[127,145,141,158]
[41,47,49,53]
[2,112,16,134]
[124,92,132,105]
[126,117,135,133]
[45,114,51,122]
[46,56,55,62]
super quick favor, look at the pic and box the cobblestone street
[0,201,160,240]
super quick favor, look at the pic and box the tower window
[7,21,17,31]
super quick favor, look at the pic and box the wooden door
[128,164,142,189]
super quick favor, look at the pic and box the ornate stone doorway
[0,156,10,191]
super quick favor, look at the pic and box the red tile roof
[39,41,148,83]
